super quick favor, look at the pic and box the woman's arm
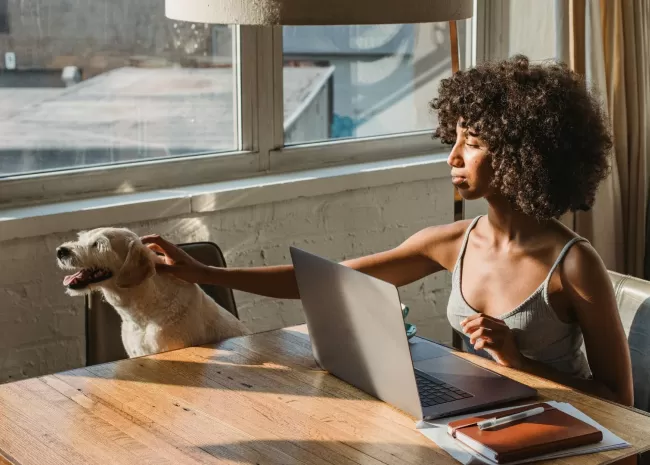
[141,224,461,299]
[555,241,634,406]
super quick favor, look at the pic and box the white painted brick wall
[0,177,454,384]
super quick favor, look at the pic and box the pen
[477,406,545,430]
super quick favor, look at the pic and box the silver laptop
[290,247,537,421]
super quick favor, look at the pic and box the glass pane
[0,1,236,177]
[282,22,468,145]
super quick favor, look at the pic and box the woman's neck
[484,194,551,246]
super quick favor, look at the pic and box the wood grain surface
[0,325,648,465]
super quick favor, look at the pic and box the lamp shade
[165,0,473,25]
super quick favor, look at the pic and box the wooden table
[1,325,649,465]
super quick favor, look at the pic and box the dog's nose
[57,247,71,259]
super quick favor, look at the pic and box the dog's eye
[92,241,99,248]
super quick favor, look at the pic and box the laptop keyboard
[415,371,473,407]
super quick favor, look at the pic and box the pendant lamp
[165,0,473,26]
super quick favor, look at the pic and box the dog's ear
[116,240,155,289]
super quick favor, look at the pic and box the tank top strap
[453,216,483,273]
[542,236,589,290]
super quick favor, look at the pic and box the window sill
[0,153,449,242]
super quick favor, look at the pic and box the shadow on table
[58,357,354,397]
[198,439,450,465]
[197,439,649,465]
[61,295,381,400]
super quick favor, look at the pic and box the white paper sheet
[417,401,630,465]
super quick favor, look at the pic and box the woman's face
[447,121,496,200]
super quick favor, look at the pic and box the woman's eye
[466,143,480,149]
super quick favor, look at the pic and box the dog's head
[56,227,156,296]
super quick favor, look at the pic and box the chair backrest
[85,241,238,366]
[608,271,650,413]
[177,242,238,317]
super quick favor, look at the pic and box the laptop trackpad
[414,354,500,381]
[409,338,450,361]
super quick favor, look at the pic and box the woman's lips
[451,176,467,186]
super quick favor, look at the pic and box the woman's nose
[447,142,464,167]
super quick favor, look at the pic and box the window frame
[1,9,480,208]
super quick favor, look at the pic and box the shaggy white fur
[56,227,249,357]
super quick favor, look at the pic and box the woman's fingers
[468,327,494,345]
[473,339,492,350]
[145,243,178,266]
[461,315,502,334]
[140,234,167,245]
[474,338,493,351]
[460,315,521,368]
[145,243,167,256]
[141,234,207,284]
[141,235,180,256]
[462,317,508,350]
[141,235,194,264]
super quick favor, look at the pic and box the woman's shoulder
[561,239,607,285]
[431,218,475,236]
[414,219,476,270]
[549,220,597,261]
[548,221,609,290]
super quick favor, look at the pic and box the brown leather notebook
[447,403,603,463]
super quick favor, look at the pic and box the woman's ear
[115,241,155,288]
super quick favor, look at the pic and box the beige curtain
[555,0,650,277]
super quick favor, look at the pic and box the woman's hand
[460,314,524,369]
[140,235,211,284]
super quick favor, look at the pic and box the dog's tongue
[63,270,85,286]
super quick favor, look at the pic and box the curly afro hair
[431,55,612,221]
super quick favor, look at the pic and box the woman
[144,56,633,406]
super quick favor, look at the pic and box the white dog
[56,227,249,357]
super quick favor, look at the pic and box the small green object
[401,303,417,339]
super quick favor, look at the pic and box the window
[0,1,236,177]
[282,22,461,144]
[1,1,476,206]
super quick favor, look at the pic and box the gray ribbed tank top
[447,216,592,378]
